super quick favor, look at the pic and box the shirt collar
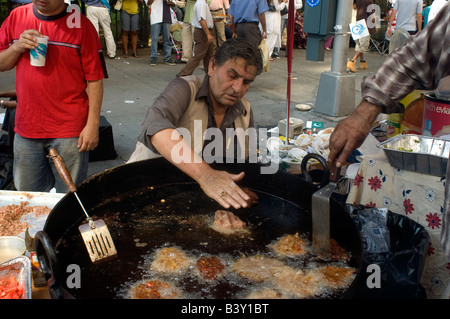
[33,4,69,21]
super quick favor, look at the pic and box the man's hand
[386,27,392,37]
[151,128,251,210]
[197,169,250,210]
[77,124,99,152]
[0,29,41,71]
[328,101,382,170]
[13,29,42,54]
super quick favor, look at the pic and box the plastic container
[387,113,402,138]
[422,92,450,137]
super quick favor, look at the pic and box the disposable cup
[30,35,49,67]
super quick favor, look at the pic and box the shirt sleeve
[416,0,422,14]
[361,4,450,114]
[80,15,108,80]
[0,14,13,52]
[258,0,269,14]
[138,78,192,152]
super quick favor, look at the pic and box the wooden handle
[330,166,341,184]
[48,148,77,193]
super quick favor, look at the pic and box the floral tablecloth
[346,152,449,299]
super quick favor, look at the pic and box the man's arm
[386,9,397,37]
[199,18,214,44]
[77,79,103,152]
[416,12,423,32]
[328,4,450,170]
[328,101,383,169]
[259,12,267,39]
[0,90,17,109]
[0,29,41,72]
[151,128,250,209]
[0,90,16,98]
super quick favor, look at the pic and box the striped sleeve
[361,3,450,114]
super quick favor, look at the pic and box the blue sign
[306,0,320,7]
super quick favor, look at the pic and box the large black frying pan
[35,156,363,299]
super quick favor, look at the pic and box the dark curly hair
[212,38,263,75]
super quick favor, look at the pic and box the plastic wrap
[347,205,430,298]
[0,256,32,299]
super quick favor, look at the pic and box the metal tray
[0,256,32,299]
[0,191,64,238]
[377,134,450,177]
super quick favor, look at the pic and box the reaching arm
[151,128,250,209]
[328,101,383,169]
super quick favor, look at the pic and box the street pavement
[0,45,388,178]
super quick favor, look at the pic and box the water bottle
[423,119,432,136]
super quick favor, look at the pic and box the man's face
[33,0,66,16]
[208,57,257,108]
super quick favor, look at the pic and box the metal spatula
[311,166,341,258]
[48,148,117,263]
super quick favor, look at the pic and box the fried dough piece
[150,246,191,274]
[330,239,350,261]
[242,188,258,207]
[232,255,288,282]
[211,210,247,234]
[130,280,181,299]
[318,265,355,288]
[272,266,324,298]
[245,288,287,299]
[269,233,308,257]
[195,256,225,281]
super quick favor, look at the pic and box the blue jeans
[151,22,172,61]
[13,134,89,193]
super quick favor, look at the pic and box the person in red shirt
[0,0,107,192]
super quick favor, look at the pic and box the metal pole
[314,0,356,117]
[331,0,353,74]
[285,0,295,142]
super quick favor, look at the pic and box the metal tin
[0,236,26,264]
[0,256,32,299]
[377,134,449,177]
[0,190,64,238]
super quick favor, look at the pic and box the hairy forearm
[151,128,213,183]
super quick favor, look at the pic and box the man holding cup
[0,0,108,193]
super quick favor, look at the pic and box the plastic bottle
[423,119,432,136]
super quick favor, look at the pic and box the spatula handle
[48,148,77,193]
[330,166,341,183]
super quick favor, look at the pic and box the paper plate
[296,104,312,111]
[266,137,284,153]
[288,148,308,161]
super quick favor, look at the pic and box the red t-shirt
[0,4,107,138]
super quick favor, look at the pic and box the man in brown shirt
[131,38,263,210]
